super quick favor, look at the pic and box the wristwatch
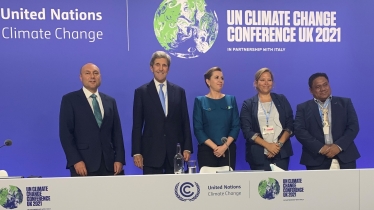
[277,142,284,147]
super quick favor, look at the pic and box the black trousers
[197,143,236,170]
[70,154,124,176]
[143,155,174,175]
[249,154,290,171]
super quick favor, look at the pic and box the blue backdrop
[0,0,373,177]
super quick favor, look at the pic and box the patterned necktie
[90,94,102,127]
[159,84,166,115]
[322,108,329,127]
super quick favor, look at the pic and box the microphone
[0,139,12,149]
[221,137,232,171]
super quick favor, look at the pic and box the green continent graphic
[0,185,23,209]
[154,0,219,59]
[0,188,9,206]
[258,180,267,197]
[258,178,280,200]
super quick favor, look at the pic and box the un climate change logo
[0,185,23,209]
[154,0,219,59]
[258,178,280,200]
[175,182,200,201]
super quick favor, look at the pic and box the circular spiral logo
[174,182,200,201]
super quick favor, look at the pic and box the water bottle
[174,143,184,174]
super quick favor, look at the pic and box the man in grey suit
[59,63,125,176]
[132,51,193,175]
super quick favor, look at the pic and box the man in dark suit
[294,72,360,170]
[59,63,125,176]
[132,51,193,174]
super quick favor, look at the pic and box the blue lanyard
[259,100,273,126]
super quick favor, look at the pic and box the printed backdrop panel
[0,0,373,176]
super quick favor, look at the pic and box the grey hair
[150,51,171,67]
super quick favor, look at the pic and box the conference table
[0,169,372,210]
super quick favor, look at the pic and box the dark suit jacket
[294,96,360,166]
[131,80,193,168]
[240,93,294,166]
[59,89,125,172]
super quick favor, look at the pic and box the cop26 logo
[174,182,200,201]
[258,178,280,200]
[154,0,219,59]
[0,185,23,209]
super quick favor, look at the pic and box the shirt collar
[314,95,332,105]
[154,78,167,89]
[82,86,99,99]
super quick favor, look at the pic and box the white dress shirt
[257,101,282,155]
[82,87,104,119]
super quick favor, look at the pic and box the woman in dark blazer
[193,67,240,170]
[240,68,294,171]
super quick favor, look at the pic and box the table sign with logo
[0,169,370,210]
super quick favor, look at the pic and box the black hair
[308,73,329,88]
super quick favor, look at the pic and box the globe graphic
[154,0,219,59]
[0,185,23,209]
[258,178,280,200]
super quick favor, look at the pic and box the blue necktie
[159,84,166,115]
[90,94,102,127]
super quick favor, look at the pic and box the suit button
[164,134,166,137]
